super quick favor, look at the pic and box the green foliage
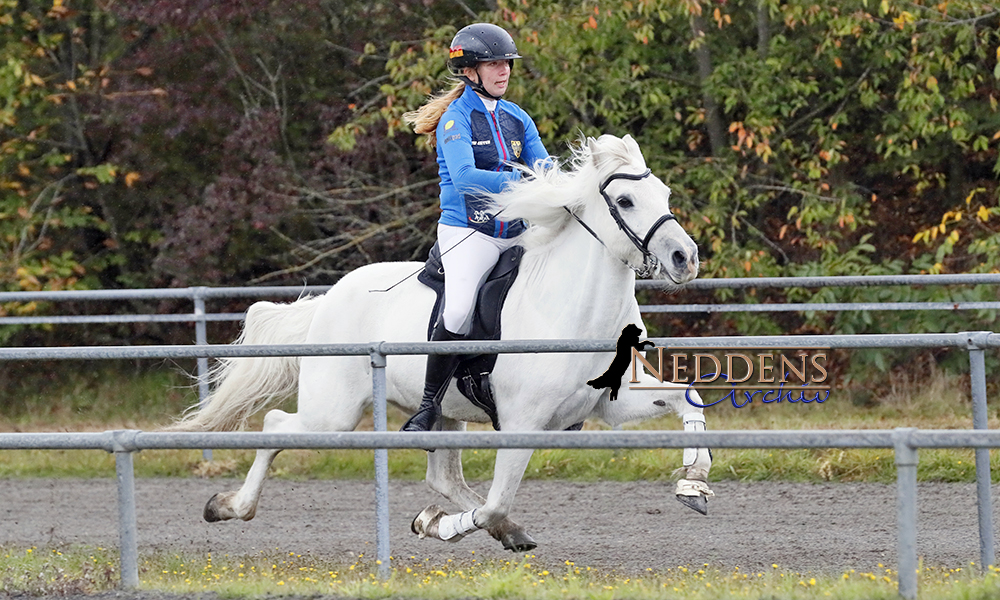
[0,2,112,296]
[342,0,1000,380]
[1,0,997,375]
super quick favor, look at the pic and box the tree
[0,0,123,296]
[338,0,999,376]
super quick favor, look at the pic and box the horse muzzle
[655,230,699,285]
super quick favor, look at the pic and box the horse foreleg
[675,409,714,515]
[203,408,298,522]
[423,420,536,551]
[591,384,715,513]
[413,448,535,551]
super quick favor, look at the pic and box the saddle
[417,242,524,430]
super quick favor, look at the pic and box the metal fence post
[966,332,995,568]
[111,430,140,589]
[894,427,919,600]
[193,287,211,461]
[370,347,391,580]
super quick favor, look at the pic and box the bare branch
[250,204,439,284]
[291,178,438,206]
[739,216,790,265]
[744,184,841,203]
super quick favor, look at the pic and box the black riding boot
[401,323,464,433]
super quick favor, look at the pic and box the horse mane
[491,134,647,248]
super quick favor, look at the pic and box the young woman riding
[401,23,550,433]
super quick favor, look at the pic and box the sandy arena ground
[1,477,994,575]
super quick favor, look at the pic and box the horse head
[583,134,699,285]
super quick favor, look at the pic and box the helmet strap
[458,69,503,101]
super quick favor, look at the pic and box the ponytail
[403,80,466,147]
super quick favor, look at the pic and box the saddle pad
[417,243,524,429]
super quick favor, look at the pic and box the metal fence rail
[0,427,995,600]
[5,273,1000,328]
[4,276,1000,599]
[2,330,999,599]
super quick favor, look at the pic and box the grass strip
[2,545,999,599]
[0,365,997,483]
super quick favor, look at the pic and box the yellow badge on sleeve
[445,120,455,130]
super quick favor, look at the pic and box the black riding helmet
[448,23,522,100]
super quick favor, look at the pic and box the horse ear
[587,137,601,164]
[622,134,642,158]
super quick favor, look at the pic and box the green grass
[2,544,999,599]
[0,364,997,483]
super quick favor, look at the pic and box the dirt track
[1,478,994,573]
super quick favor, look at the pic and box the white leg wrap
[676,478,715,497]
[437,509,479,541]
[683,412,706,467]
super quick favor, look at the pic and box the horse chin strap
[564,168,677,279]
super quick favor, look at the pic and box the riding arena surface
[1,477,993,577]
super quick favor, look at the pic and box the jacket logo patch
[470,210,491,224]
[444,120,455,130]
[472,139,491,146]
[510,140,522,159]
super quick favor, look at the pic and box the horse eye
[616,197,634,209]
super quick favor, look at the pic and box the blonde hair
[403,80,466,147]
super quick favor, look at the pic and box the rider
[400,23,550,433]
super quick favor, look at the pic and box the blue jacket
[435,86,549,238]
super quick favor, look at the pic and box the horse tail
[164,295,323,432]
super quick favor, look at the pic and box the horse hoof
[203,491,251,522]
[676,494,708,515]
[204,493,225,522]
[501,530,537,553]
[411,505,447,539]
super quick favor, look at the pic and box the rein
[564,168,677,278]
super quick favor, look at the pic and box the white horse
[169,134,714,552]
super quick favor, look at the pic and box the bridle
[564,168,678,278]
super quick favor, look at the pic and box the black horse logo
[587,323,654,401]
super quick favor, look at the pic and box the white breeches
[437,223,519,334]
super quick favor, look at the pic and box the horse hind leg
[205,357,369,523]
[418,418,537,552]
[203,403,351,522]
[203,408,299,522]
[204,446,278,522]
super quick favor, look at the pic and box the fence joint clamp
[962,331,992,351]
[369,342,387,368]
[893,427,918,466]
[108,429,141,454]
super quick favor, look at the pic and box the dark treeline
[1,0,998,379]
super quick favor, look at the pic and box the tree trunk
[757,1,770,59]
[690,14,726,157]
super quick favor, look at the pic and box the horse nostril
[672,250,687,269]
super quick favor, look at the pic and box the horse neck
[512,213,638,339]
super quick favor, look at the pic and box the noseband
[566,168,677,278]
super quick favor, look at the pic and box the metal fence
[1,426,995,600]
[2,331,1000,599]
[3,276,1000,598]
